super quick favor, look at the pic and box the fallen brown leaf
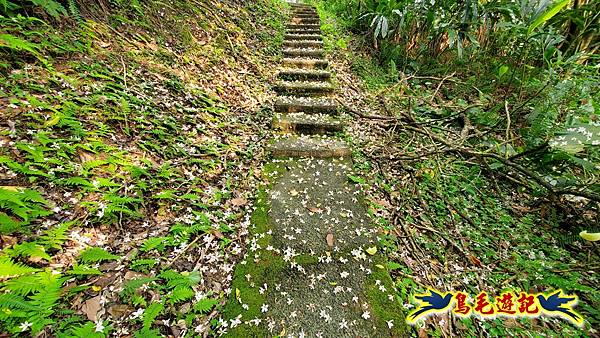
[326,230,334,248]
[231,197,247,206]
[81,295,102,321]
[307,207,323,213]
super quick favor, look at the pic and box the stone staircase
[222,3,406,337]
[269,3,349,156]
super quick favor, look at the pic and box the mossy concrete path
[222,3,407,337]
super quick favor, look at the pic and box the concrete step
[287,23,320,30]
[277,68,331,81]
[283,40,323,48]
[275,80,334,96]
[290,4,315,10]
[289,17,320,24]
[287,29,321,35]
[294,13,319,18]
[268,135,350,158]
[282,57,328,69]
[284,33,322,41]
[293,10,317,15]
[275,96,337,114]
[273,113,344,134]
[282,48,324,58]
[274,96,338,114]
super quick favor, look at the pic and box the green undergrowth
[0,0,287,336]
[221,189,280,337]
[313,2,599,336]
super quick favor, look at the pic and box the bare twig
[429,72,456,103]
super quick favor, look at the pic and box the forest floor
[0,0,598,337]
[312,2,599,337]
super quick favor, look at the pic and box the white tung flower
[19,322,32,332]
[95,320,105,333]
[261,303,269,313]
[362,311,371,320]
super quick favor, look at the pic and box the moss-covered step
[283,40,324,49]
[286,23,320,30]
[292,8,318,14]
[274,96,337,114]
[220,158,408,337]
[275,80,334,96]
[267,135,350,158]
[286,29,321,36]
[277,68,331,81]
[284,33,322,41]
[289,17,320,24]
[293,10,318,16]
[282,57,328,69]
[282,48,324,58]
[293,13,319,18]
[290,4,315,10]
[273,112,344,134]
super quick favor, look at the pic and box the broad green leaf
[528,0,570,35]
[579,231,600,242]
[498,65,509,77]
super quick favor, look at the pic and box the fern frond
[7,242,51,261]
[142,302,163,330]
[26,270,65,333]
[2,274,45,295]
[159,269,201,289]
[67,0,83,24]
[78,247,120,263]
[194,298,218,314]
[0,293,37,311]
[0,257,39,279]
[168,286,194,304]
[30,0,67,18]
[140,237,168,252]
[68,264,102,276]
[57,176,95,188]
[38,221,73,250]
[120,277,157,298]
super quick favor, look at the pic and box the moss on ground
[365,256,408,336]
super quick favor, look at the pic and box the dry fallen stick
[429,72,456,103]
[348,103,600,203]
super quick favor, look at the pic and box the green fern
[59,320,105,337]
[0,188,51,228]
[159,269,201,289]
[27,271,65,333]
[0,33,43,61]
[120,277,157,298]
[130,258,158,271]
[57,177,95,188]
[5,242,51,261]
[168,286,194,304]
[140,237,168,252]
[30,0,67,18]
[142,302,163,330]
[194,298,218,314]
[67,0,83,23]
[78,247,120,263]
[1,274,45,296]
[38,221,73,250]
[0,257,39,279]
